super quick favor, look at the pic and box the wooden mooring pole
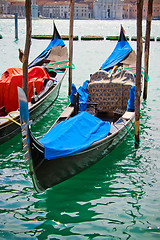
[143,0,153,100]
[15,13,18,40]
[135,0,144,146]
[68,0,74,96]
[23,0,32,100]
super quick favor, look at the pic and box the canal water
[0,19,160,239]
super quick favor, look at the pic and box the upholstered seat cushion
[88,81,122,112]
[88,69,135,113]
[90,70,110,82]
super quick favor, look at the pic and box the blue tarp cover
[100,40,133,71]
[29,38,65,69]
[40,111,111,160]
[70,80,89,111]
[127,86,135,111]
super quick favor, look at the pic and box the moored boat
[0,23,69,144]
[18,26,141,192]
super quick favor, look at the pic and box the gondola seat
[122,82,134,110]
[90,70,110,82]
[87,80,122,113]
[87,78,134,113]
[123,71,135,83]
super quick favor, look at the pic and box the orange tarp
[0,66,51,115]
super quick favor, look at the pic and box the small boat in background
[18,26,140,192]
[0,23,68,144]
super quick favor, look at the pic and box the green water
[0,19,160,239]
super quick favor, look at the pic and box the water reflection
[0,102,159,239]
[32,137,149,239]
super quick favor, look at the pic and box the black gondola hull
[18,25,138,192]
[29,115,134,192]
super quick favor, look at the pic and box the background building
[0,0,8,14]
[123,0,160,19]
[1,0,160,20]
[32,0,38,18]
[38,0,89,19]
[93,0,123,19]
[7,0,25,17]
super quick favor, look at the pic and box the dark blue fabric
[40,111,111,160]
[70,80,89,111]
[70,83,77,104]
[127,86,135,111]
[29,38,65,69]
[100,40,132,71]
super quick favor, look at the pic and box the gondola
[0,23,68,144]
[18,26,140,192]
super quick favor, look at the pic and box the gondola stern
[52,21,61,40]
[118,24,127,42]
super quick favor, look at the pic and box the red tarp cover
[0,66,51,115]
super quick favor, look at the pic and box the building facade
[0,0,8,14]
[93,0,123,19]
[38,1,89,19]
[7,0,25,17]
[123,0,160,19]
[1,0,160,20]
[32,0,38,18]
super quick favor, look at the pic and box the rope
[0,116,21,126]
[109,69,112,78]
[125,123,141,146]
[122,66,149,82]
[48,60,75,72]
[48,64,75,72]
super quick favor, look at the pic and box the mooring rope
[122,66,149,82]
[124,122,141,146]
[0,112,21,126]
[48,60,75,72]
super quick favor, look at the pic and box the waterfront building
[1,0,160,20]
[93,0,123,19]
[4,0,37,18]
[123,0,160,19]
[0,0,8,14]
[7,0,25,17]
[32,0,38,19]
[38,0,89,19]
